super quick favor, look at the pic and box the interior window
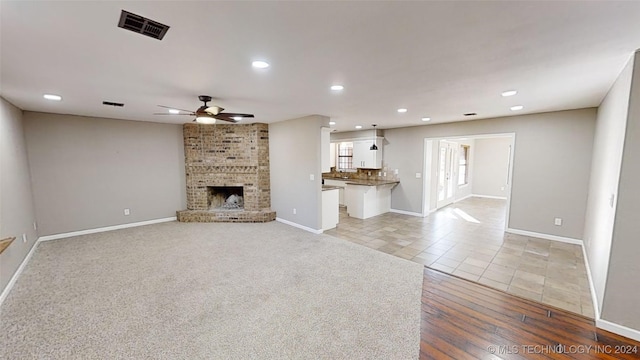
[337,142,353,170]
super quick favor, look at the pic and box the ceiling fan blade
[212,116,239,123]
[217,113,255,119]
[157,105,194,113]
[153,112,195,115]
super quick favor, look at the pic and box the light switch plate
[310,174,315,181]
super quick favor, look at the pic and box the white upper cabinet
[352,138,382,168]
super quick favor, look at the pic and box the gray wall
[23,112,186,236]
[270,115,329,230]
[601,52,640,330]
[384,109,596,240]
[583,57,633,312]
[0,98,38,292]
[473,137,512,198]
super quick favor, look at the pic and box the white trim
[0,241,39,306]
[454,194,473,203]
[505,228,583,245]
[39,217,177,241]
[580,242,601,321]
[471,194,508,200]
[276,218,323,234]
[596,319,640,342]
[389,208,425,217]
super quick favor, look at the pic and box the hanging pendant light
[370,124,378,151]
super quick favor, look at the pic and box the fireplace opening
[208,186,244,210]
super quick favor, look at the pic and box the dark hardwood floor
[420,267,640,359]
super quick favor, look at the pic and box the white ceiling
[2,1,640,132]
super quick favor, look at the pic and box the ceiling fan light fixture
[205,106,222,115]
[195,115,216,124]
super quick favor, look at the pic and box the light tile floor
[324,197,594,318]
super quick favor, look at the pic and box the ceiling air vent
[118,10,170,40]
[103,101,124,107]
[463,112,477,116]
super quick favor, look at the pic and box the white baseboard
[471,194,508,200]
[389,209,425,217]
[0,240,39,307]
[454,194,473,203]
[276,218,323,234]
[580,242,601,321]
[505,228,583,245]
[39,217,177,241]
[596,318,640,342]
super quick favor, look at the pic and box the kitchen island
[343,179,399,219]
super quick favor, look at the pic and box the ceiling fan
[155,95,254,124]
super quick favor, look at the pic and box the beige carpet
[0,221,423,359]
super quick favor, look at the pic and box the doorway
[422,134,515,230]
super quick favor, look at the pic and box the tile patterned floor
[324,197,595,318]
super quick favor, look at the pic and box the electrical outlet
[554,218,562,226]
[124,208,130,216]
[394,169,399,175]
[416,173,421,179]
[293,208,297,215]
[378,172,382,176]
[310,174,315,181]
[500,186,505,191]
[22,233,27,243]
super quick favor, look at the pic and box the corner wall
[23,112,186,236]
[0,98,38,293]
[583,56,633,313]
[601,52,640,333]
[270,115,329,230]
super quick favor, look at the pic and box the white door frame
[422,133,516,231]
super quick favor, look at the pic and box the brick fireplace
[176,123,276,222]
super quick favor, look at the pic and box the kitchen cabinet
[321,187,339,230]
[352,138,382,169]
[344,182,397,219]
[323,179,345,206]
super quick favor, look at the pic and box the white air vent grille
[118,10,169,40]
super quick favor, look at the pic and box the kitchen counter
[344,179,399,186]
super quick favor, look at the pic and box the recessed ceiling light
[502,90,518,97]
[355,125,362,129]
[252,60,270,69]
[329,121,336,125]
[421,117,431,122]
[510,105,524,111]
[43,94,62,101]
[330,85,344,91]
[169,109,180,114]
[397,108,408,113]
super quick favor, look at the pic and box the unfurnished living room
[1,1,640,359]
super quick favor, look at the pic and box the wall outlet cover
[554,218,562,226]
[124,208,131,216]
